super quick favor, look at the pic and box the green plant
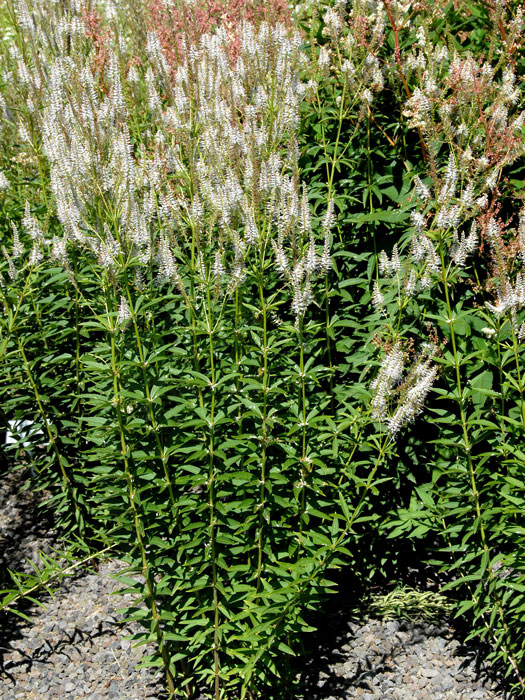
[2,0,525,697]
[0,3,399,696]
[367,585,453,622]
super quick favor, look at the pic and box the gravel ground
[0,470,165,700]
[0,560,165,700]
[300,617,507,699]
[0,469,512,699]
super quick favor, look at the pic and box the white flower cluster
[318,4,385,111]
[370,342,437,437]
[485,216,525,322]
[386,349,437,436]
[398,32,525,187]
[378,143,487,308]
[371,343,405,421]
[402,87,431,129]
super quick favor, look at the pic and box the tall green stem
[509,322,525,426]
[255,274,269,593]
[204,284,220,700]
[250,434,392,669]
[298,320,308,544]
[234,288,243,430]
[440,250,511,657]
[124,282,177,513]
[107,311,176,696]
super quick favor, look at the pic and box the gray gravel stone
[422,667,439,678]
[0,472,165,700]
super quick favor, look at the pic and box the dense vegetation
[1,0,525,697]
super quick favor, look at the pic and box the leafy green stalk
[106,289,176,696]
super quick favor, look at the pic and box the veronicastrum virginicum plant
[0,1,421,697]
[365,0,525,690]
[292,0,525,689]
[291,0,451,595]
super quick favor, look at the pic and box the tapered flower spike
[272,240,289,278]
[212,251,226,280]
[411,211,425,234]
[370,343,404,421]
[391,245,401,273]
[404,269,417,296]
[372,280,384,310]
[22,202,43,241]
[11,223,23,259]
[387,359,438,437]
[117,296,131,324]
[29,243,42,266]
[2,246,17,280]
[379,250,390,276]
[51,235,68,264]
[319,231,331,274]
[322,199,335,234]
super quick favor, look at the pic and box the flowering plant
[1,0,525,697]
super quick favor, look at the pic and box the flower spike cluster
[6,1,333,322]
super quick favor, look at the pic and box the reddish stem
[383,0,428,162]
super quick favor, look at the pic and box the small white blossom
[411,211,426,233]
[11,222,23,259]
[486,170,499,191]
[212,251,226,280]
[51,235,68,264]
[361,88,374,105]
[2,246,16,280]
[28,243,42,266]
[272,241,289,277]
[318,47,331,71]
[387,356,437,436]
[486,218,500,244]
[413,175,431,201]
[322,7,342,37]
[481,327,497,337]
[476,194,488,209]
[404,269,417,296]
[371,343,405,421]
